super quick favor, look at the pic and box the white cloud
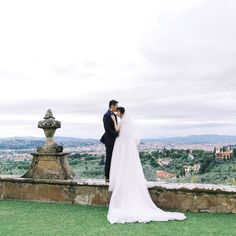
[0,0,236,138]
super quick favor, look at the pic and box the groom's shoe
[105,179,109,183]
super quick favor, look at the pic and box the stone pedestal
[22,109,74,180]
[22,153,74,180]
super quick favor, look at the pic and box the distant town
[1,135,236,185]
[1,134,236,161]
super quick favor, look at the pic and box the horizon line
[1,134,236,140]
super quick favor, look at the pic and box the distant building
[183,164,201,174]
[157,159,171,166]
[188,153,195,160]
[216,149,233,160]
[156,170,176,180]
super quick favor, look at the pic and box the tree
[99,155,105,165]
[150,157,159,168]
[179,167,186,177]
[199,153,215,174]
[152,151,159,158]
[233,149,236,158]
[213,147,216,154]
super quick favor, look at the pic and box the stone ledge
[0,175,109,186]
[148,182,236,194]
[0,175,235,193]
[0,175,236,213]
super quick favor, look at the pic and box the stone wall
[0,175,236,213]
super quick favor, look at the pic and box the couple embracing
[101,100,186,224]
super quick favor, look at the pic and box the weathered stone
[3,181,72,203]
[23,155,74,180]
[36,184,72,202]
[151,191,194,211]
[192,194,211,212]
[38,109,60,129]
[227,197,236,212]
[91,187,111,206]
[74,186,94,205]
[22,110,74,179]
[209,204,230,213]
[0,182,4,199]
[1,175,236,213]
[175,192,194,211]
[154,191,176,209]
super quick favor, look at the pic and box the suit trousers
[105,143,115,179]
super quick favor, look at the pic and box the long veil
[108,112,186,223]
[119,113,140,145]
[108,112,140,192]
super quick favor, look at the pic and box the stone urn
[22,109,75,180]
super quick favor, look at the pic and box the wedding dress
[107,113,186,224]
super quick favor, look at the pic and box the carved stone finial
[44,109,54,119]
[22,109,74,179]
[38,109,61,130]
[37,109,63,153]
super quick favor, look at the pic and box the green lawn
[0,200,235,236]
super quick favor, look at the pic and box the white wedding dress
[107,113,186,224]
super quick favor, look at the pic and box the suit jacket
[100,110,118,146]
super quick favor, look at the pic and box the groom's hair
[109,100,119,108]
[117,107,125,114]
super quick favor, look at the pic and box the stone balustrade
[0,175,235,213]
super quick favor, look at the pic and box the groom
[100,100,119,182]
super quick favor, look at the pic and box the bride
[107,107,186,224]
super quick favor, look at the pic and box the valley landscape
[1,134,236,185]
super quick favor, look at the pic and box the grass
[0,200,236,236]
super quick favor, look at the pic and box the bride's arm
[111,115,121,132]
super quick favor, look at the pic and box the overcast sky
[0,0,236,138]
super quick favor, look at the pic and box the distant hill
[142,135,236,144]
[1,134,236,150]
[0,136,99,150]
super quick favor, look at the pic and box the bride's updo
[117,106,125,114]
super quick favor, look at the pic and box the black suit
[100,110,118,179]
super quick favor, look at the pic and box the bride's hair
[117,106,125,114]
